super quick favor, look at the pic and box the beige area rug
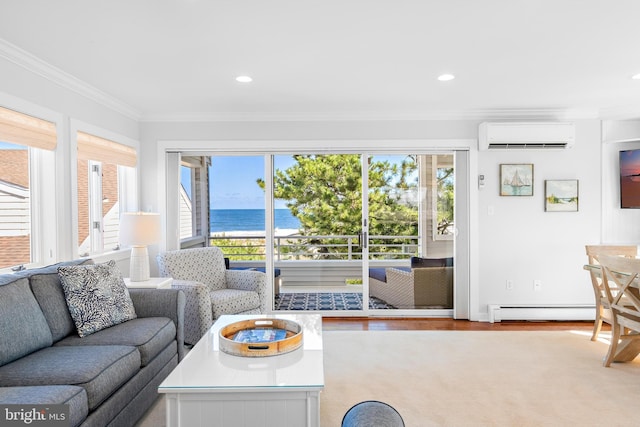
[321,330,640,427]
[138,330,640,427]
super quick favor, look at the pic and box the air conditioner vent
[479,122,575,150]
[486,142,571,150]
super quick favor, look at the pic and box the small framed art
[500,164,533,196]
[545,179,579,212]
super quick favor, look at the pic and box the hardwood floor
[322,317,598,332]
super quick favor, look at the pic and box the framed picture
[500,164,534,196]
[545,179,579,212]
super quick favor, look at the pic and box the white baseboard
[487,304,595,323]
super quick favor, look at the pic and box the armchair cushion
[210,289,261,319]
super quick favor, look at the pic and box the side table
[124,277,173,289]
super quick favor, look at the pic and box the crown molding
[0,38,141,121]
[140,107,601,123]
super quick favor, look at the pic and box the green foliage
[437,167,454,235]
[258,154,420,258]
[211,237,265,260]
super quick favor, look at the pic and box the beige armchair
[157,246,267,345]
[370,266,453,309]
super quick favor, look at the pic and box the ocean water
[210,209,301,232]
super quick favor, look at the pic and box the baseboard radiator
[487,304,595,323]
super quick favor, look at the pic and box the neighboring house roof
[0,179,28,198]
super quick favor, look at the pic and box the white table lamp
[120,212,160,282]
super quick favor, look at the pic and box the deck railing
[210,234,419,261]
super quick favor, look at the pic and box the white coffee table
[158,314,324,427]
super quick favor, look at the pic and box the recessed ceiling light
[437,74,455,82]
[632,73,640,80]
[235,75,253,83]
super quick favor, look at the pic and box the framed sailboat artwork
[500,164,534,196]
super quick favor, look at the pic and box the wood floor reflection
[322,317,597,332]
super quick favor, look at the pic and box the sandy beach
[211,228,300,237]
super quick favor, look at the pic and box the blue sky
[181,156,297,210]
[0,141,24,149]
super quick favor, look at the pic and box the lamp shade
[119,212,160,247]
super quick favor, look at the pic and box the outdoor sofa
[0,258,185,427]
[369,257,454,309]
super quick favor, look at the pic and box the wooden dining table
[584,263,640,363]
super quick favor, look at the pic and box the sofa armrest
[412,266,454,308]
[129,288,186,360]
[170,279,213,346]
[225,270,268,313]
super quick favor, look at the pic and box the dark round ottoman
[341,400,405,427]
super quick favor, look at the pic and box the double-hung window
[76,131,137,257]
[0,105,57,270]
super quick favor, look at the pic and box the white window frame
[0,94,61,271]
[70,119,139,258]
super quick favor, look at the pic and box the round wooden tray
[219,318,303,357]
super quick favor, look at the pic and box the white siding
[0,182,30,236]
[179,185,193,239]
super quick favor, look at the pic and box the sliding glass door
[170,150,457,315]
[366,154,454,312]
[271,154,365,312]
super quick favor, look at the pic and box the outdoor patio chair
[370,266,453,309]
[157,246,267,345]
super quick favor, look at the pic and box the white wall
[477,120,601,314]
[0,58,138,138]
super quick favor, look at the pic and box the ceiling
[1,0,640,122]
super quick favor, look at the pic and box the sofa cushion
[0,385,88,427]
[0,345,140,411]
[55,317,176,367]
[210,288,260,318]
[0,276,53,366]
[369,268,387,283]
[58,260,137,337]
[410,256,454,268]
[369,267,410,283]
[28,259,94,342]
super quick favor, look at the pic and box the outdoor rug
[274,292,394,310]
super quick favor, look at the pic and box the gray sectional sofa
[0,259,185,427]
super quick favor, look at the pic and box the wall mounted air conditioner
[478,122,575,150]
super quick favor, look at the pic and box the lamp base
[129,246,150,282]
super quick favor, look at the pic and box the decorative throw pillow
[58,260,137,337]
